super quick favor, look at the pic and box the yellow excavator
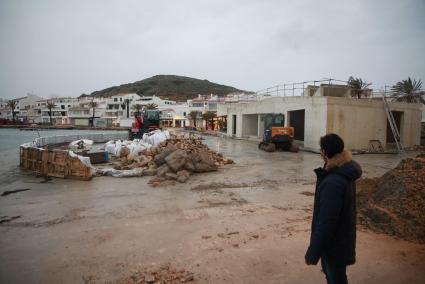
[258,114,299,152]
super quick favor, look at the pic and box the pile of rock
[110,136,234,184]
[119,263,194,284]
[357,153,425,243]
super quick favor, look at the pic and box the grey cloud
[0,0,424,99]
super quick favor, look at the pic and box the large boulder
[185,160,196,172]
[165,172,178,180]
[156,164,171,177]
[154,144,177,166]
[176,170,191,183]
[165,149,188,172]
[143,166,157,176]
[193,151,218,173]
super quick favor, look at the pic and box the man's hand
[305,257,315,265]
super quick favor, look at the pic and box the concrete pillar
[258,114,264,139]
[227,115,233,136]
[236,114,243,137]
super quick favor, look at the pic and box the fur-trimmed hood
[325,150,352,170]
[324,150,362,181]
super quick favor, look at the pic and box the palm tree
[6,100,17,121]
[132,104,143,116]
[347,76,372,99]
[145,103,158,110]
[391,77,424,104]
[188,110,201,128]
[88,100,98,126]
[46,101,56,125]
[202,111,216,130]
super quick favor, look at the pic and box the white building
[9,93,45,122]
[105,93,141,124]
[37,97,78,125]
[0,99,9,120]
[218,84,422,151]
[159,104,188,127]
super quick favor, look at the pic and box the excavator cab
[129,109,161,140]
[259,114,298,152]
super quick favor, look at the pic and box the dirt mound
[118,264,194,284]
[357,154,425,243]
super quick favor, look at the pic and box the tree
[6,100,17,121]
[46,101,56,125]
[391,77,424,104]
[145,103,158,110]
[88,100,98,126]
[347,76,372,99]
[188,110,201,128]
[202,111,216,130]
[132,104,143,116]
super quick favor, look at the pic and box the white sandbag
[114,140,123,156]
[105,141,116,155]
[149,131,167,146]
[96,167,144,177]
[164,130,170,139]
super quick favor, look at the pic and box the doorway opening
[288,109,305,141]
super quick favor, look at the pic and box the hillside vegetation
[87,75,249,102]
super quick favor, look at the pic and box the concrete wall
[74,118,89,126]
[312,85,351,97]
[31,132,129,148]
[326,97,422,149]
[242,114,259,137]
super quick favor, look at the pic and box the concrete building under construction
[217,84,423,151]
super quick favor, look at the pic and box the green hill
[86,75,249,102]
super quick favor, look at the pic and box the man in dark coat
[305,133,362,284]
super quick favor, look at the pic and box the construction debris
[1,188,31,196]
[118,263,194,284]
[0,215,21,224]
[69,139,93,152]
[97,133,234,184]
[357,153,425,243]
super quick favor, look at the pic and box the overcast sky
[0,0,424,99]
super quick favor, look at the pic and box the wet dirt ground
[1,136,424,283]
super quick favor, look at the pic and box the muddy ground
[0,136,424,283]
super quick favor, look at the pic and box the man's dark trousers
[321,256,348,284]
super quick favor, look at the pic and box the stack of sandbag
[142,129,170,146]
[105,140,151,159]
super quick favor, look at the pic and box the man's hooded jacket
[305,150,362,265]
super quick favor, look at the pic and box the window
[114,98,118,102]
[68,105,71,107]
[183,112,186,116]
[61,105,65,109]
[120,98,122,102]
